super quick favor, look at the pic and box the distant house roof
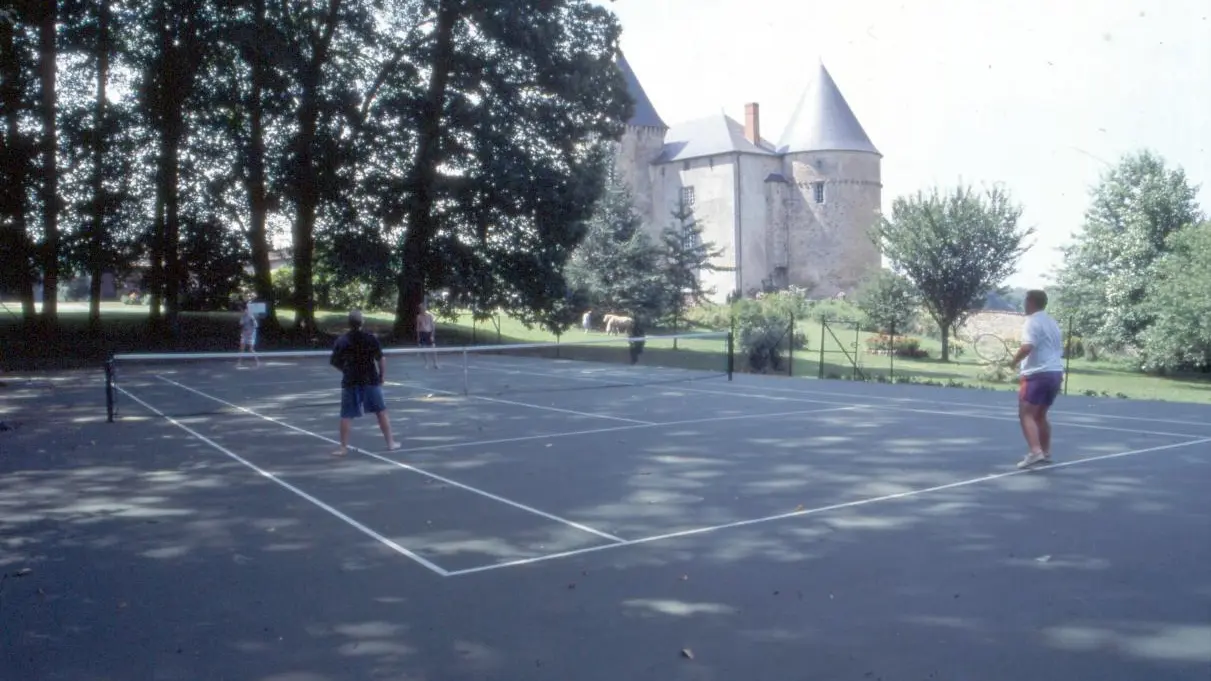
[656,114,778,164]
[777,62,879,156]
[617,52,667,129]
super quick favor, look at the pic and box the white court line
[727,379,1211,429]
[153,375,626,544]
[446,436,1211,577]
[676,385,1208,440]
[469,358,1211,432]
[114,385,450,576]
[465,361,1205,440]
[385,380,655,425]
[388,405,860,455]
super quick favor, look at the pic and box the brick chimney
[744,102,761,145]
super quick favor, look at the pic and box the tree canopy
[874,184,1033,360]
[1053,150,1204,352]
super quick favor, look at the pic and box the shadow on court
[2,369,1210,681]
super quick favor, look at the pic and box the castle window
[813,182,825,204]
[681,186,696,207]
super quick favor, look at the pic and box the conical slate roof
[778,62,878,156]
[617,52,667,129]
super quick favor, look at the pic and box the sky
[596,0,1211,288]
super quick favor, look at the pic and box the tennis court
[3,333,1210,680]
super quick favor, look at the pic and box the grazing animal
[611,316,634,336]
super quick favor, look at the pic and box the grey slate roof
[777,62,879,156]
[617,53,667,129]
[655,114,777,164]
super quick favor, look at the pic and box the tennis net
[105,330,733,420]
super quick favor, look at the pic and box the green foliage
[179,217,250,311]
[566,180,669,326]
[1138,221,1211,372]
[271,266,294,308]
[659,201,723,333]
[875,183,1033,360]
[855,269,919,334]
[731,291,810,373]
[1054,150,1205,352]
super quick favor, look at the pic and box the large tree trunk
[393,2,458,340]
[0,17,36,322]
[148,190,164,323]
[37,1,59,326]
[245,0,275,326]
[291,84,318,335]
[162,127,182,333]
[87,0,111,332]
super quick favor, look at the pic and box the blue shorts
[341,385,387,419]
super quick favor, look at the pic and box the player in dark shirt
[329,309,398,456]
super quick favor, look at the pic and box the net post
[787,314,794,377]
[462,347,469,396]
[726,330,734,381]
[818,318,825,379]
[104,357,116,423]
[889,321,895,381]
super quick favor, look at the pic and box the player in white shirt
[1009,289,1065,468]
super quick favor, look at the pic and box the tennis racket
[971,333,1013,364]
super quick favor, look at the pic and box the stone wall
[959,310,1028,342]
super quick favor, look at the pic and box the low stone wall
[959,311,1026,343]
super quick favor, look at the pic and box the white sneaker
[1017,451,1048,469]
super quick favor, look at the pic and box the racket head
[972,333,1012,364]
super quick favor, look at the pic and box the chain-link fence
[745,315,1097,397]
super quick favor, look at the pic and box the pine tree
[658,199,721,343]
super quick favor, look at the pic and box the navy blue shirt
[330,329,383,387]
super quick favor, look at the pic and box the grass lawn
[3,303,1209,405]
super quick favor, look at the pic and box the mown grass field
[3,302,1209,404]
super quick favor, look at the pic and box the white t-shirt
[1019,311,1064,376]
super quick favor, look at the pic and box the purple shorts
[1019,371,1063,407]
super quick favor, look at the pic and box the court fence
[736,314,1091,397]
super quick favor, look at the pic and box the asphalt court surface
[5,359,1211,680]
[106,358,1211,577]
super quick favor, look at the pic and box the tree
[1053,150,1204,352]
[1138,221,1211,373]
[658,199,721,340]
[0,3,39,322]
[565,179,667,323]
[384,0,631,340]
[35,0,60,325]
[874,184,1032,361]
[855,268,919,335]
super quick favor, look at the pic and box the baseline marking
[386,380,654,425]
[446,436,1211,577]
[468,358,1211,435]
[676,385,1205,440]
[388,405,860,455]
[153,375,626,543]
[465,361,1203,440]
[727,379,1211,429]
[115,385,450,576]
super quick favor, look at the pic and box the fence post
[852,322,861,381]
[726,330,734,380]
[1063,316,1072,396]
[105,358,115,423]
[889,322,895,381]
[818,317,826,379]
[788,313,794,377]
[462,347,470,396]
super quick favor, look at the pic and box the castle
[612,54,883,302]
